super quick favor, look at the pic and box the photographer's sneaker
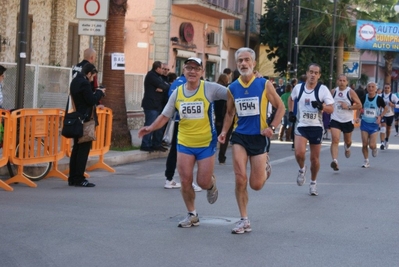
[164,179,181,189]
[178,213,199,228]
[192,183,202,192]
[232,219,252,234]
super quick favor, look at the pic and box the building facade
[0,0,101,67]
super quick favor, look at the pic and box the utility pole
[329,0,338,90]
[244,0,251,47]
[287,0,295,81]
[15,0,29,109]
[293,0,301,78]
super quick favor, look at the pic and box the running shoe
[344,144,351,158]
[372,148,378,157]
[385,141,389,149]
[362,160,370,168]
[206,175,218,204]
[309,183,318,196]
[395,132,399,137]
[164,179,181,189]
[330,160,339,171]
[178,213,200,228]
[380,142,385,150]
[232,219,252,234]
[192,183,202,192]
[297,166,306,186]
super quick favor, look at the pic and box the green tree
[102,0,131,148]
[259,0,290,76]
[259,0,332,81]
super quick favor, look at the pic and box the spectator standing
[278,83,293,141]
[355,85,366,100]
[161,63,170,83]
[0,65,7,108]
[276,78,286,96]
[72,48,99,89]
[68,64,105,187]
[223,68,232,83]
[214,73,232,164]
[71,48,105,110]
[140,61,170,152]
[167,72,177,84]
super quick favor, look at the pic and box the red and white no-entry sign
[76,0,109,20]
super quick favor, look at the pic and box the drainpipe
[165,0,172,64]
[15,0,29,109]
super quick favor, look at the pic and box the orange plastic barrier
[4,108,67,188]
[0,110,13,191]
[64,107,114,174]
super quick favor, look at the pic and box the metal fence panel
[0,63,144,112]
[125,73,144,112]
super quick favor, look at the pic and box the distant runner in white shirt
[288,63,334,196]
[379,83,399,150]
[329,74,362,171]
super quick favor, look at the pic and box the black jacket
[70,72,104,123]
[141,70,170,110]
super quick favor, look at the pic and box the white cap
[184,57,202,66]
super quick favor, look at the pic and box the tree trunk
[384,51,394,85]
[102,0,131,148]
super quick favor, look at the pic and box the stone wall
[127,112,145,130]
[0,0,89,66]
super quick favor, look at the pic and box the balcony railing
[173,0,243,19]
[225,12,261,35]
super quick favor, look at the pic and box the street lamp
[329,0,338,90]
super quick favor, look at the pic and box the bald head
[84,48,97,64]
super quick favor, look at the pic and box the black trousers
[165,121,179,180]
[68,138,92,183]
[215,120,233,164]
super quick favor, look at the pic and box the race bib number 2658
[179,102,204,119]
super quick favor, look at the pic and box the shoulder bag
[61,95,84,138]
[78,106,96,144]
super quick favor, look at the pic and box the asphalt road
[1,128,398,267]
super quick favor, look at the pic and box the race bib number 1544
[235,97,260,117]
